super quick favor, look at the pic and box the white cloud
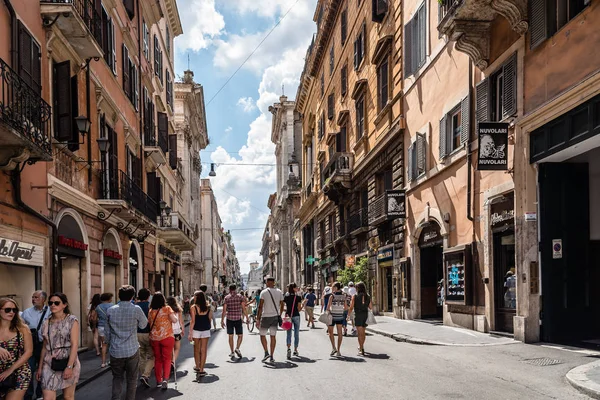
[224,126,232,134]
[220,0,294,18]
[237,97,256,113]
[175,0,226,52]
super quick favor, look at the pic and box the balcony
[348,207,369,235]
[334,222,346,243]
[98,169,159,225]
[323,230,333,249]
[40,0,103,60]
[437,0,527,70]
[0,58,52,170]
[143,124,168,169]
[368,191,406,226]
[322,152,354,203]
[157,211,196,251]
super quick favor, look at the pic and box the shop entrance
[61,257,82,341]
[539,159,600,344]
[493,231,516,332]
[419,223,443,319]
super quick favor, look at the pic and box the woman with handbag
[86,294,101,357]
[188,291,212,377]
[326,282,347,357]
[347,282,372,356]
[37,293,80,400]
[148,293,177,390]
[283,283,302,360]
[0,298,33,399]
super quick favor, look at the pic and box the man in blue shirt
[96,292,114,368]
[106,285,148,400]
[302,288,317,329]
[136,288,153,388]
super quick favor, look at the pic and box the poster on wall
[477,122,509,170]
[386,190,406,219]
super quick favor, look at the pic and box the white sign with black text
[478,122,509,171]
[0,237,44,266]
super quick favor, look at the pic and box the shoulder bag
[48,319,70,372]
[282,295,297,331]
[266,289,283,327]
[0,332,22,390]
[149,308,161,333]
[31,306,47,356]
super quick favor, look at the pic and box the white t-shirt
[260,287,284,317]
[348,287,357,297]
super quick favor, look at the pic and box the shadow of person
[194,374,220,384]
[363,353,390,360]
[263,361,298,369]
[203,363,219,369]
[226,357,256,364]
[174,370,189,379]
[143,388,185,399]
[291,356,317,363]
[329,355,366,363]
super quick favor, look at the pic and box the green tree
[336,256,369,286]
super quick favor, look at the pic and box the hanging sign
[345,254,356,268]
[386,190,406,219]
[0,238,44,266]
[477,122,509,170]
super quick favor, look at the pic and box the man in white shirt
[256,277,284,363]
[22,290,50,400]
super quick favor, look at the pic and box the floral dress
[41,315,80,391]
[0,331,31,393]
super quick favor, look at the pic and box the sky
[174,0,318,274]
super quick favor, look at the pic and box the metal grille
[523,358,562,367]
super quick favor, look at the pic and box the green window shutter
[502,53,517,119]
[439,114,448,160]
[529,0,548,50]
[460,94,470,144]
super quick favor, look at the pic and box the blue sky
[174,0,317,274]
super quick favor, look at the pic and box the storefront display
[443,245,472,305]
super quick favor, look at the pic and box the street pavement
[72,311,597,399]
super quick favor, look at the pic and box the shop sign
[477,122,509,170]
[0,238,44,266]
[319,256,336,266]
[103,249,122,260]
[418,222,443,248]
[345,254,356,268]
[491,210,514,226]
[58,235,88,250]
[386,190,406,219]
[552,239,563,259]
[377,248,393,262]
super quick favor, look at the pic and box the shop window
[407,133,426,181]
[439,95,469,159]
[530,0,590,49]
[476,53,516,123]
[404,2,426,77]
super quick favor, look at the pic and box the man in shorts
[257,277,284,363]
[221,284,246,358]
[302,288,317,328]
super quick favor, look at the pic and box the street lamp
[96,136,111,154]
[74,115,91,136]
[159,201,172,227]
[209,163,217,177]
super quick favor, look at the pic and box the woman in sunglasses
[0,297,33,399]
[36,293,80,400]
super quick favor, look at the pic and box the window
[166,70,173,109]
[328,93,334,120]
[407,133,426,181]
[404,3,426,77]
[341,9,348,45]
[476,53,517,123]
[102,8,117,74]
[341,65,348,97]
[143,22,149,59]
[169,134,177,169]
[530,0,590,49]
[122,44,130,97]
[330,44,334,76]
[356,95,365,139]
[154,35,163,84]
[353,23,366,70]
[318,113,324,140]
[17,21,41,95]
[122,44,139,110]
[377,58,389,110]
[439,96,469,159]
[372,0,389,22]
[53,61,77,146]
[320,70,324,97]
[338,125,347,152]
[123,0,135,19]
[166,26,171,56]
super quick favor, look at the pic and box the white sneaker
[229,352,235,358]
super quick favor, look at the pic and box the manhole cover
[523,357,562,366]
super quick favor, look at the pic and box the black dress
[354,293,371,327]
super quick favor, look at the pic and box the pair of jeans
[137,333,154,378]
[25,354,42,400]
[286,316,300,348]
[150,337,175,383]
[110,350,139,400]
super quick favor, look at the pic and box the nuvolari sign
[477,122,509,171]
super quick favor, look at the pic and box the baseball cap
[348,282,355,286]
[266,276,275,282]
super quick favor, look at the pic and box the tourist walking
[199,285,218,330]
[86,294,101,356]
[284,283,302,359]
[0,297,33,400]
[148,293,177,390]
[96,293,114,368]
[302,288,316,328]
[347,282,372,356]
[221,284,246,359]
[256,277,283,363]
[327,282,348,357]
[105,285,148,400]
[347,282,357,335]
[188,291,212,377]
[166,297,183,366]
[22,291,49,400]
[135,288,154,388]
[37,293,80,400]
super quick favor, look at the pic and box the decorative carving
[97,208,121,221]
[491,0,528,35]
[454,21,492,70]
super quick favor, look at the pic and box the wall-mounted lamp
[96,136,111,154]
[74,115,91,136]
[209,163,216,177]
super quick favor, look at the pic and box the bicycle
[247,312,256,332]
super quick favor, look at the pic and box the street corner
[566,359,600,399]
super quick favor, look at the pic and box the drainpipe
[86,64,92,184]
[467,59,474,224]
[3,0,17,67]
[12,166,59,293]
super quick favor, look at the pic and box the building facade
[200,178,223,294]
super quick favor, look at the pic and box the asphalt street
[74,315,594,399]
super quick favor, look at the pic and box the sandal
[100,363,108,368]
[193,367,200,372]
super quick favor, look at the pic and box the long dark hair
[287,282,297,295]
[89,293,101,310]
[0,298,27,333]
[166,296,181,313]
[49,293,71,315]
[194,291,208,313]
[356,282,367,295]
[150,292,166,310]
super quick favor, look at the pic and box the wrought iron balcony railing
[100,169,158,222]
[40,0,102,45]
[368,193,387,225]
[0,57,52,157]
[438,0,463,24]
[348,207,369,234]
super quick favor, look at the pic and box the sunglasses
[2,308,17,314]
[48,301,62,306]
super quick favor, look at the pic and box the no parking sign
[552,239,562,259]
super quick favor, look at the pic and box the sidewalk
[567,359,600,399]
[313,309,516,347]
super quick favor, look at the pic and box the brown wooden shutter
[132,154,141,187]
[407,143,414,181]
[341,9,347,45]
[475,78,490,124]
[341,65,347,96]
[502,53,517,119]
[169,134,177,169]
[404,20,413,76]
[529,0,548,50]
[53,61,72,142]
[439,114,448,160]
[460,94,470,144]
[124,0,135,19]
[68,75,80,152]
[328,93,334,120]
[157,111,168,152]
[18,21,33,90]
[31,40,41,95]
[147,171,157,201]
[122,44,130,97]
[416,132,426,175]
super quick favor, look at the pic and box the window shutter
[169,134,177,169]
[416,132,425,175]
[354,38,359,70]
[154,35,159,75]
[460,94,470,144]
[102,11,109,60]
[110,20,116,74]
[133,64,139,111]
[502,53,517,119]
[529,0,548,50]
[341,66,347,96]
[68,75,80,152]
[439,114,448,160]
[372,0,388,22]
[475,78,490,124]
[124,0,135,19]
[31,40,41,95]
[417,4,427,69]
[158,111,168,151]
[18,22,33,91]
[133,154,142,187]
[328,93,334,120]
[53,61,72,142]
[404,20,413,76]
[147,172,157,201]
[407,143,414,182]
[361,24,366,63]
[341,10,347,45]
[122,44,130,97]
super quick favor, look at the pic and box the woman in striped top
[326,282,347,357]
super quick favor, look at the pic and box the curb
[566,360,600,399]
